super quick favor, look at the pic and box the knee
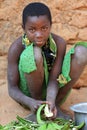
[34,46,43,64]
[74,45,87,65]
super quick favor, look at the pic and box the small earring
[24,35,30,46]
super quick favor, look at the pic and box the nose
[35,31,43,38]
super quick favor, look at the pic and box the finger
[40,101,50,105]
[49,104,54,111]
[53,108,57,118]
[34,105,38,111]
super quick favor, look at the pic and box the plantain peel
[44,104,53,118]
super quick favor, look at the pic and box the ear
[22,24,25,30]
[50,24,52,29]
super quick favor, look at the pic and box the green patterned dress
[19,34,87,100]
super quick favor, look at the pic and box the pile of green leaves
[0,104,85,130]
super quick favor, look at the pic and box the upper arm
[49,34,66,81]
[7,37,23,87]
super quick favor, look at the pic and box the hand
[29,99,48,113]
[48,102,57,119]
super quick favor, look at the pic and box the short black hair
[22,2,52,28]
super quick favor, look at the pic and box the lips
[34,41,45,47]
[36,41,43,44]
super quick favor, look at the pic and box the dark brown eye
[28,28,35,33]
[42,26,48,31]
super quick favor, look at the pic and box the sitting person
[7,2,87,119]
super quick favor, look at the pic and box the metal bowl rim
[70,102,87,114]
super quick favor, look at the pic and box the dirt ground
[0,55,87,125]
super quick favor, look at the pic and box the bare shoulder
[51,33,66,48]
[8,36,24,62]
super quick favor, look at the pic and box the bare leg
[56,46,87,119]
[24,46,44,100]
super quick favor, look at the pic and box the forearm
[8,85,34,109]
[46,81,59,104]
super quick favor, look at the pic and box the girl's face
[23,15,51,47]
